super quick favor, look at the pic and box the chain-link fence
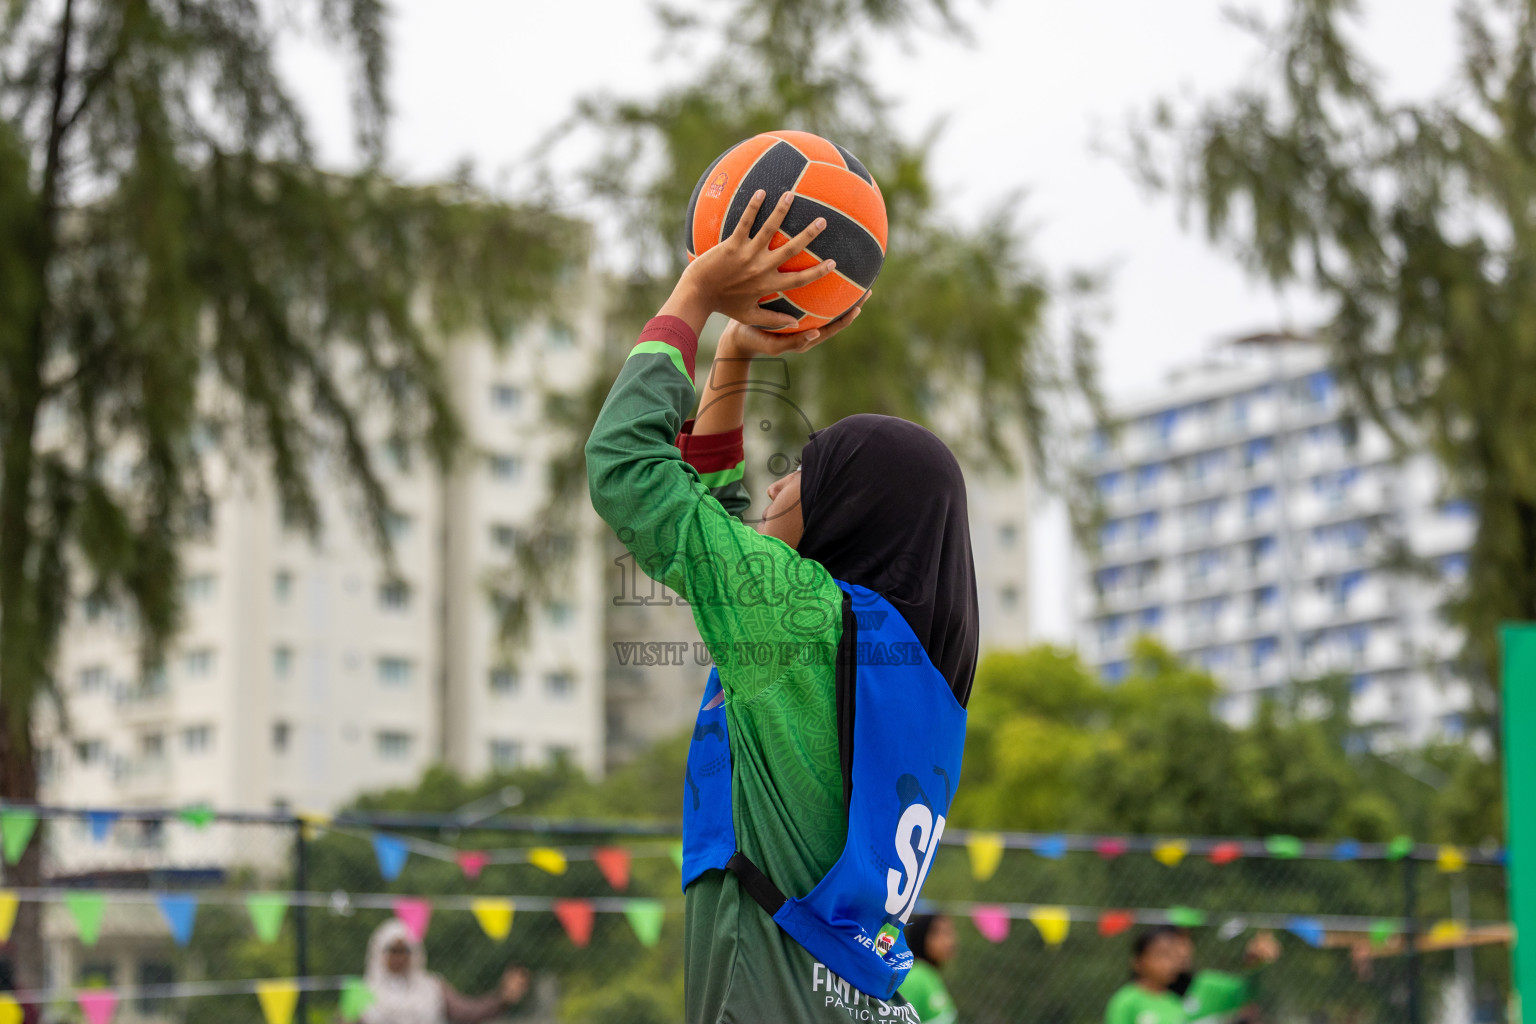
[0,808,1511,1023]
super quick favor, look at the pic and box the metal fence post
[295,816,310,1022]
[1404,851,1422,1024]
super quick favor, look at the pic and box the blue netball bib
[681,581,968,1000]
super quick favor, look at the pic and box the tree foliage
[0,0,581,985]
[1133,0,1536,726]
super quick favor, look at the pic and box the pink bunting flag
[456,851,490,879]
[78,990,118,1024]
[970,905,1011,943]
[554,899,595,947]
[1094,838,1127,860]
[393,898,432,941]
[593,847,632,891]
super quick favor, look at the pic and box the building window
[1440,499,1476,519]
[78,665,109,694]
[1138,606,1162,631]
[1095,473,1121,499]
[490,668,521,696]
[491,524,520,551]
[547,323,575,349]
[274,571,294,603]
[183,649,215,679]
[546,744,574,766]
[490,740,523,770]
[492,384,522,410]
[546,601,573,628]
[377,657,413,687]
[1439,553,1469,580]
[74,739,106,765]
[273,646,293,680]
[1102,660,1129,683]
[386,513,412,541]
[544,671,575,700]
[998,522,1019,548]
[181,726,213,755]
[272,721,291,753]
[186,498,215,538]
[1000,586,1020,611]
[183,573,217,604]
[1134,511,1159,543]
[376,731,412,760]
[379,580,412,611]
[1134,464,1162,497]
[488,455,523,481]
[1251,637,1280,668]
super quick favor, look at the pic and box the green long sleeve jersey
[585,315,919,1024]
[1104,971,1257,1024]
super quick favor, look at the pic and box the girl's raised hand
[669,190,837,330]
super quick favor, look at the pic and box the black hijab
[798,414,979,707]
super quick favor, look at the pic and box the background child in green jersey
[1105,925,1280,1024]
[898,914,960,1024]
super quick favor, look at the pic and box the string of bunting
[0,974,379,1024]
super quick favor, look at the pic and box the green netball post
[1503,625,1536,1022]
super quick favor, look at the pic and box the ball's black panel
[722,141,809,242]
[685,148,729,257]
[760,296,807,320]
[833,143,874,186]
[783,196,885,289]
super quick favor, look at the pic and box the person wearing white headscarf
[360,919,528,1024]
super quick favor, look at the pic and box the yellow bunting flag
[297,811,331,842]
[1153,841,1188,867]
[528,847,567,875]
[1428,920,1467,945]
[256,980,299,1024]
[1028,906,1071,947]
[965,833,1006,882]
[1437,846,1466,873]
[0,892,16,943]
[471,899,515,941]
[0,994,21,1024]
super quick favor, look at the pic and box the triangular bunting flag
[1095,837,1127,860]
[394,898,432,941]
[1288,916,1325,947]
[156,893,198,947]
[1332,839,1361,861]
[594,847,633,890]
[1265,835,1303,859]
[554,899,595,947]
[471,899,514,941]
[1,809,37,865]
[1437,846,1466,873]
[1034,835,1068,861]
[77,990,117,1024]
[339,977,375,1022]
[0,995,20,1024]
[1167,906,1206,927]
[1152,840,1188,867]
[246,894,288,944]
[255,980,299,1024]
[1028,906,1070,947]
[1369,920,1399,948]
[0,892,16,943]
[456,851,490,880]
[1218,917,1248,941]
[1098,911,1135,937]
[86,811,120,844]
[297,810,331,842]
[65,892,106,946]
[970,905,1010,943]
[624,900,665,947]
[177,805,215,829]
[669,842,685,869]
[528,847,567,875]
[372,834,410,881]
[1429,920,1467,944]
[965,833,1005,880]
[1387,835,1415,860]
[1209,841,1242,865]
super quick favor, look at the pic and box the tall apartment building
[39,300,609,838]
[1076,336,1474,744]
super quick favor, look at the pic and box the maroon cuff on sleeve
[637,315,699,380]
[675,419,746,475]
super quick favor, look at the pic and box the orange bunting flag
[1098,911,1136,937]
[1209,841,1243,865]
[1152,841,1188,867]
[965,833,1006,881]
[528,847,567,876]
[554,899,595,947]
[255,981,299,1024]
[593,847,633,891]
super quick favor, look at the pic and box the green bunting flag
[1369,920,1399,948]
[246,894,289,944]
[669,842,684,870]
[0,809,37,865]
[339,977,375,1022]
[178,805,216,829]
[1265,835,1303,859]
[1387,836,1416,860]
[624,900,665,948]
[1166,906,1206,928]
[65,892,107,946]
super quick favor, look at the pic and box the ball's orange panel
[766,230,820,274]
[794,163,888,250]
[765,129,842,166]
[786,270,865,320]
[690,135,778,257]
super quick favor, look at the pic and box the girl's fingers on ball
[780,259,837,290]
[757,191,795,243]
[730,190,768,240]
[774,216,828,263]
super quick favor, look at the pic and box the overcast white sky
[283,0,1465,642]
